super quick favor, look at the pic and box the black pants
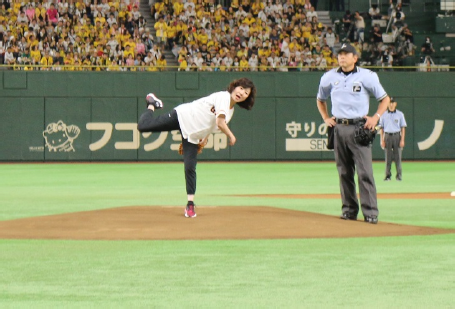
[334,124,378,218]
[384,133,402,178]
[137,109,199,195]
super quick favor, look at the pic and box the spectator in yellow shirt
[76,1,86,11]
[28,35,39,49]
[251,0,265,17]
[244,13,256,26]
[295,7,305,20]
[206,37,218,52]
[73,60,84,71]
[185,28,197,47]
[259,56,269,71]
[231,0,240,10]
[154,16,167,44]
[154,2,166,20]
[295,0,305,9]
[326,53,337,68]
[197,28,209,45]
[13,2,21,14]
[98,53,112,68]
[108,61,121,71]
[73,20,83,33]
[95,15,106,25]
[99,27,111,41]
[219,60,227,71]
[40,51,54,69]
[167,21,177,50]
[176,20,188,45]
[289,38,302,51]
[321,44,332,61]
[308,30,320,49]
[124,45,135,59]
[93,37,103,48]
[147,61,159,71]
[259,46,271,58]
[120,32,131,47]
[173,0,184,17]
[35,3,46,21]
[239,55,249,71]
[118,8,127,20]
[196,6,206,22]
[236,46,248,58]
[301,22,312,43]
[30,45,41,64]
[214,4,225,22]
[156,55,167,71]
[292,26,302,38]
[124,37,136,51]
[249,22,261,36]
[82,57,92,68]
[178,57,188,71]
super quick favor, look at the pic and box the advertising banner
[0,72,453,161]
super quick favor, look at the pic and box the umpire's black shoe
[384,176,391,181]
[340,213,357,221]
[396,175,402,181]
[364,216,378,224]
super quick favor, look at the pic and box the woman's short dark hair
[227,78,256,110]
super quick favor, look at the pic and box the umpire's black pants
[137,109,199,195]
[334,124,379,218]
[384,133,402,178]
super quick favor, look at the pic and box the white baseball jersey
[175,91,234,144]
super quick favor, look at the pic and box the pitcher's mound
[0,206,452,240]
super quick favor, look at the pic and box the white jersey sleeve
[213,91,233,120]
[175,91,234,144]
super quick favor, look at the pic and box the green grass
[0,162,454,307]
[0,236,454,308]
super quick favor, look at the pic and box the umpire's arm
[316,73,335,127]
[365,96,390,130]
[317,99,336,127]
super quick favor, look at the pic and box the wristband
[376,113,381,119]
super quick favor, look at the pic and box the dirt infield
[0,206,452,240]
[234,193,454,199]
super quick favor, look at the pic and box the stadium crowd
[0,0,431,71]
[164,0,341,71]
[0,0,166,71]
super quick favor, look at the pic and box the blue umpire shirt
[379,109,407,133]
[317,66,388,119]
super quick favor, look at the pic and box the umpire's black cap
[338,43,357,55]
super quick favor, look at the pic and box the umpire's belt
[386,132,400,135]
[336,118,364,125]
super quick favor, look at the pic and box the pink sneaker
[184,203,197,218]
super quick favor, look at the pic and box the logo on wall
[285,121,330,151]
[417,120,444,151]
[43,120,80,152]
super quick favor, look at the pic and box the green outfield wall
[0,71,453,161]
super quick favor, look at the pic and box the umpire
[378,97,407,181]
[316,43,389,224]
